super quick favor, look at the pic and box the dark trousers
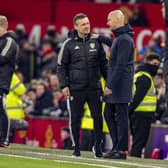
[104,103,128,151]
[69,89,103,150]
[130,112,153,157]
[80,130,94,151]
[0,92,10,142]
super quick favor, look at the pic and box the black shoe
[104,150,117,158]
[72,150,81,157]
[104,151,126,160]
[95,143,103,158]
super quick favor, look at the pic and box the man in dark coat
[0,16,18,147]
[103,10,134,159]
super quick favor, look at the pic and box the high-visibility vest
[134,71,156,112]
[81,102,109,133]
[6,73,26,119]
[81,78,109,133]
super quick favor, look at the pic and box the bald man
[103,10,134,159]
[0,16,17,147]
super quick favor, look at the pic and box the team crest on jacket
[90,43,95,49]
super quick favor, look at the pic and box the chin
[84,32,89,36]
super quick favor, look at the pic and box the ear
[74,24,78,30]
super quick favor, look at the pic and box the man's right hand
[91,33,99,39]
[62,87,70,97]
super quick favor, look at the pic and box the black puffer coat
[0,32,17,93]
[57,30,107,91]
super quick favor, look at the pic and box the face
[27,91,36,101]
[74,17,90,37]
[148,39,157,47]
[36,84,45,97]
[61,130,70,140]
[53,91,62,99]
[0,26,6,36]
[49,74,59,86]
[107,14,117,31]
[154,75,163,87]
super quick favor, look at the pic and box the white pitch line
[0,153,43,160]
[0,153,119,168]
[54,160,119,168]
[60,155,164,168]
[26,151,165,168]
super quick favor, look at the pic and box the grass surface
[0,144,168,168]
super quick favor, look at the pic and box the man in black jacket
[103,10,134,159]
[0,16,18,147]
[57,13,108,157]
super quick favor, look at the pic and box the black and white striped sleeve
[0,37,17,65]
[57,39,71,89]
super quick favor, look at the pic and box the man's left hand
[104,87,112,96]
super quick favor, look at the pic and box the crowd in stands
[14,24,68,120]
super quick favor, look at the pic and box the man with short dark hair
[57,13,107,157]
[0,15,18,147]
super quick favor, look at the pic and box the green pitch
[0,144,168,168]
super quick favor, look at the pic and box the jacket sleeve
[57,39,70,89]
[10,73,26,97]
[106,39,133,89]
[98,44,108,80]
[98,35,113,47]
[0,38,17,65]
[128,75,151,113]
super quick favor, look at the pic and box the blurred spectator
[154,71,168,124]
[52,90,68,117]
[29,79,39,90]
[17,40,40,83]
[40,42,57,75]
[42,90,68,118]
[42,25,60,54]
[60,127,72,150]
[23,88,36,115]
[32,82,53,116]
[48,74,60,91]
[138,37,162,60]
[15,24,28,47]
[130,5,149,27]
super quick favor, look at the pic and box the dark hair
[61,127,70,134]
[73,13,87,25]
[145,52,161,62]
